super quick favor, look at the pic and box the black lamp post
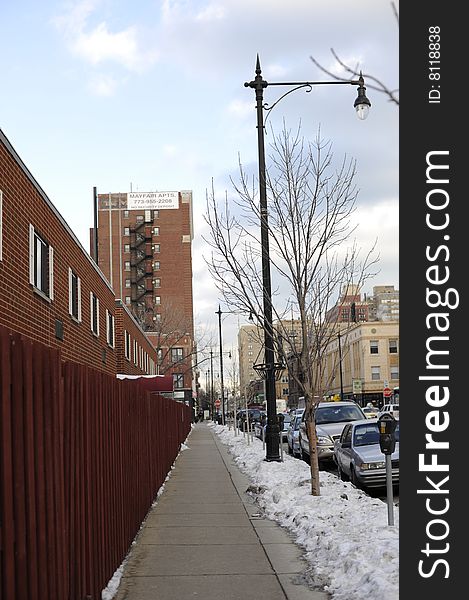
[210,349,214,419]
[337,331,344,401]
[215,305,226,425]
[244,55,370,461]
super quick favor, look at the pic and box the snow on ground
[209,422,399,600]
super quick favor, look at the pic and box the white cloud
[53,0,158,72]
[195,3,226,22]
[87,73,119,96]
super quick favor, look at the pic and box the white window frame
[106,309,115,348]
[90,292,100,336]
[68,267,82,322]
[29,224,54,301]
[134,340,138,365]
[124,330,131,360]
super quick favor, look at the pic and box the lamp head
[354,73,371,120]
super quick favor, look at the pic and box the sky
[102,421,399,600]
[0,0,398,351]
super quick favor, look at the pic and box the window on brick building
[144,210,152,223]
[173,373,184,389]
[136,215,144,223]
[125,279,131,288]
[153,227,160,236]
[124,261,131,271]
[123,227,130,236]
[124,210,129,218]
[90,292,99,336]
[153,261,160,271]
[125,296,131,305]
[133,340,138,365]
[29,225,54,300]
[124,244,130,253]
[154,313,161,322]
[370,340,379,354]
[153,278,161,288]
[153,243,160,253]
[154,296,161,305]
[124,330,131,360]
[154,210,159,219]
[106,309,115,348]
[68,268,82,322]
[171,348,183,363]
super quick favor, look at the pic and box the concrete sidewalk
[113,422,329,600]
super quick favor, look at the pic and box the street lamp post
[338,331,344,401]
[244,55,370,461]
[215,305,226,425]
[210,349,214,419]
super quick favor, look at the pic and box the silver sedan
[333,419,399,490]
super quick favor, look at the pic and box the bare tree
[310,2,399,106]
[203,125,378,495]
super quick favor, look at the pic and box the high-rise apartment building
[92,190,194,395]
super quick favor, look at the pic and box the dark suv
[298,401,366,463]
[237,408,264,431]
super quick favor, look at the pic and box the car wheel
[350,466,361,489]
[337,464,348,481]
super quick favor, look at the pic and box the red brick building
[0,127,159,378]
[91,190,194,396]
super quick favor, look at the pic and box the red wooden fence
[0,325,191,599]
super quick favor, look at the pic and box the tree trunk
[307,420,321,496]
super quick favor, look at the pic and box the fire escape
[130,216,154,330]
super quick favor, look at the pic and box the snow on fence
[0,324,191,600]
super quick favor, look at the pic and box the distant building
[321,321,399,406]
[326,284,370,323]
[92,190,195,396]
[369,285,400,321]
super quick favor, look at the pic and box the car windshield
[316,405,364,424]
[353,422,400,446]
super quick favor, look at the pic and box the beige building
[238,324,263,402]
[238,319,303,406]
[322,321,399,405]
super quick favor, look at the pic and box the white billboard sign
[127,191,179,210]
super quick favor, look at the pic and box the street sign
[383,387,392,398]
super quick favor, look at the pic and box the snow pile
[211,423,399,600]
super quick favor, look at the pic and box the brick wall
[0,128,158,377]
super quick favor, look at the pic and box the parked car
[237,408,264,431]
[286,410,304,457]
[378,403,400,420]
[298,401,366,464]
[333,419,399,490]
[254,412,291,442]
[362,405,379,419]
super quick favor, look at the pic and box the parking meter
[277,413,285,430]
[377,413,397,455]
